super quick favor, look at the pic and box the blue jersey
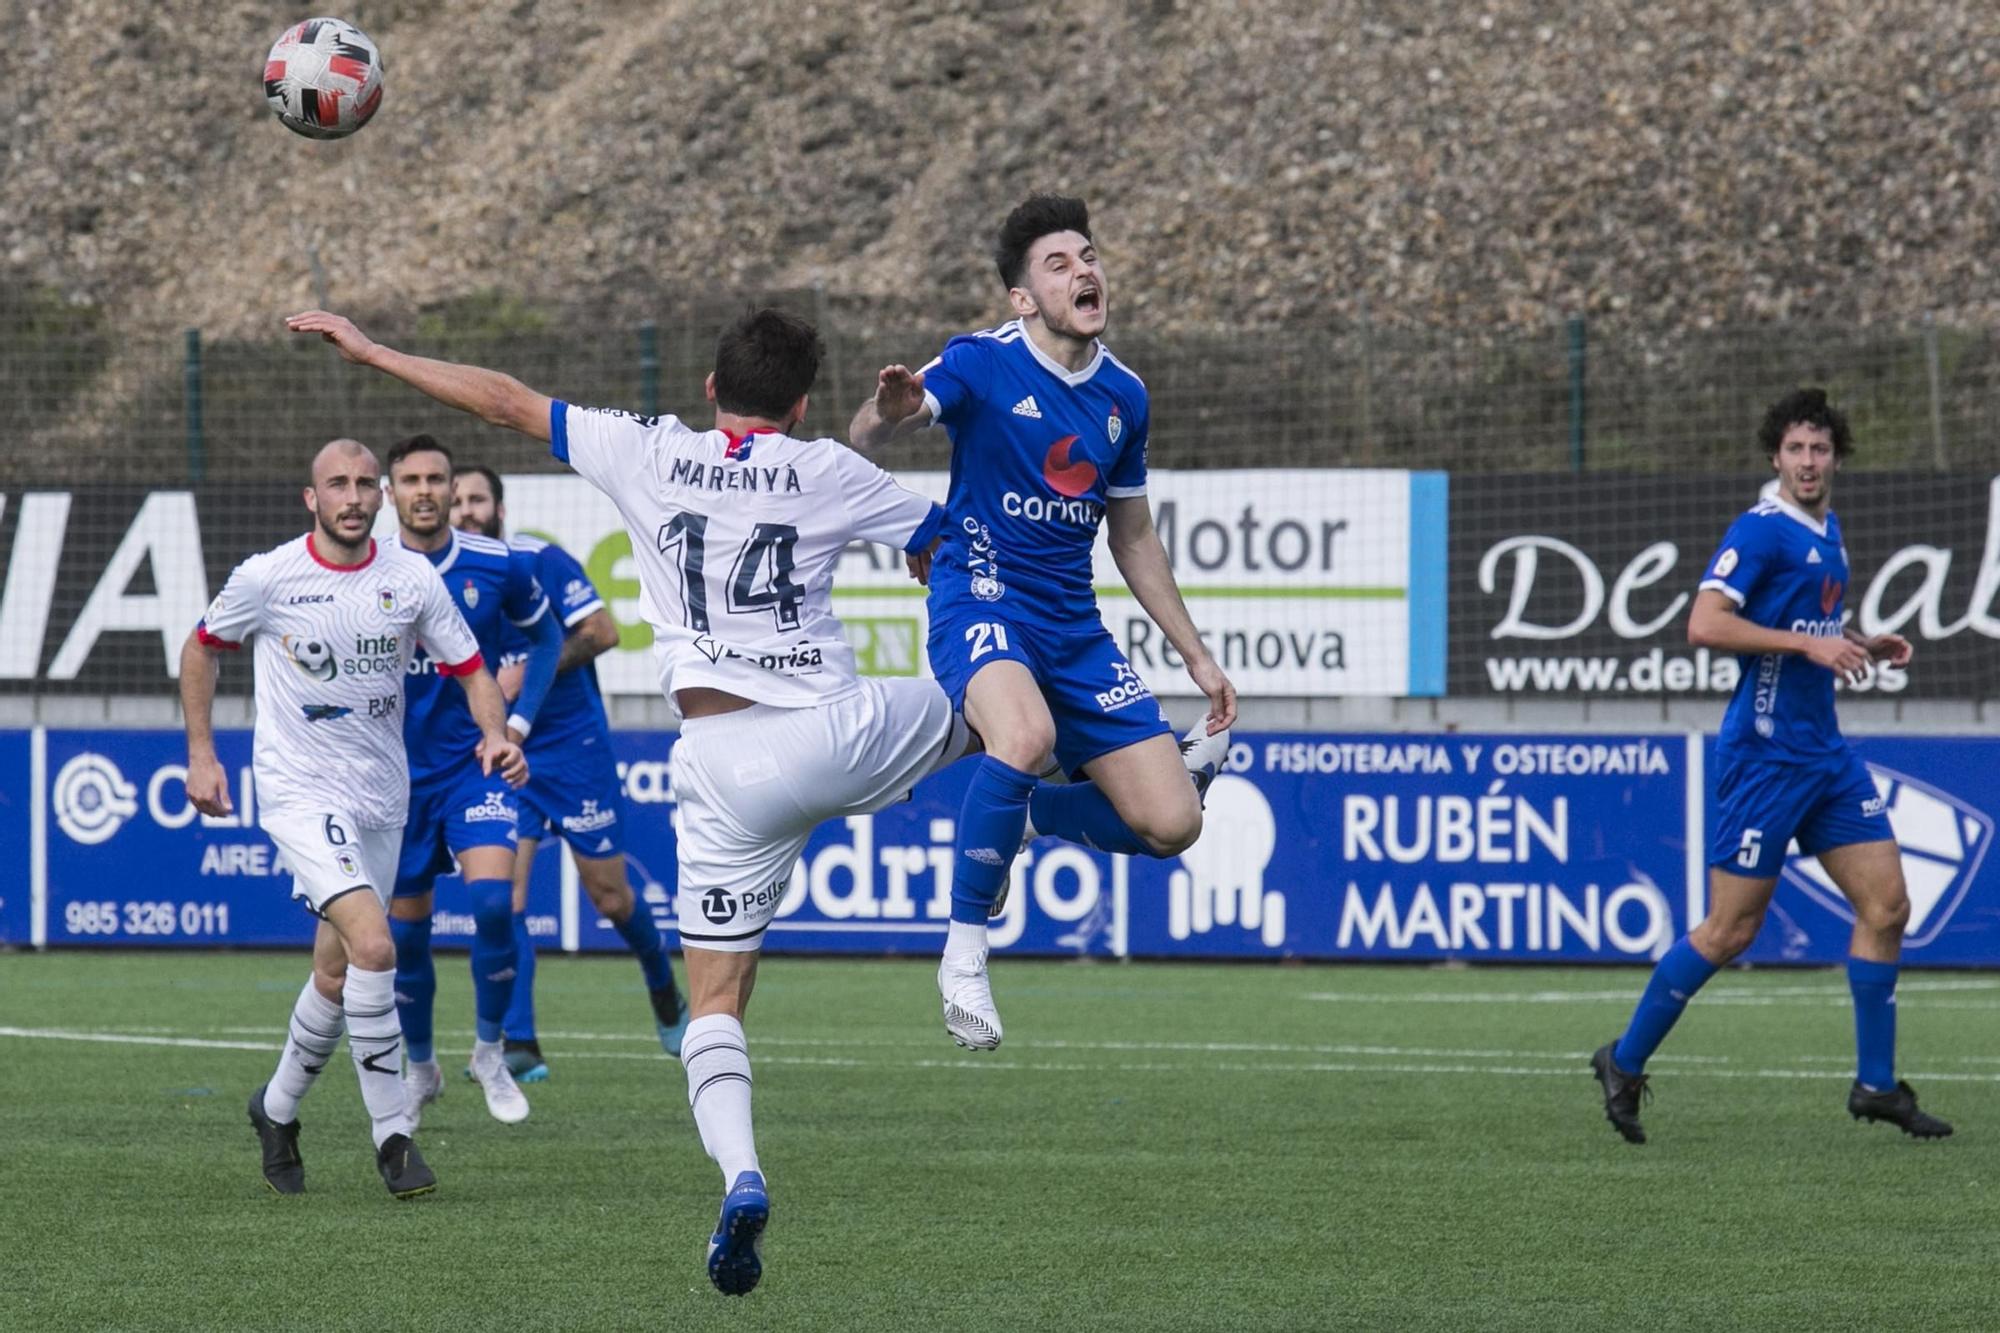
[400,529,551,786]
[498,535,611,753]
[1699,495,1851,763]
[920,320,1150,626]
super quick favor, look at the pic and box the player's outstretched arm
[178,631,234,817]
[848,364,933,455]
[285,310,554,441]
[1688,590,1873,677]
[455,667,529,787]
[1104,497,1237,733]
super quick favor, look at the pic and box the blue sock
[949,757,1037,924]
[1848,956,1899,1090]
[612,901,673,993]
[1612,936,1720,1073]
[504,910,537,1044]
[467,879,517,1045]
[1028,781,1152,857]
[389,914,435,1064]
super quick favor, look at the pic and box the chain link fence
[5,284,2000,483]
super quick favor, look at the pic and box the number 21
[965,622,1010,662]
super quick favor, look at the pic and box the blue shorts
[516,732,626,860]
[927,606,1173,777]
[1708,747,1892,877]
[394,763,520,896]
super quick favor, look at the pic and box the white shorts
[671,676,966,952]
[263,810,403,917]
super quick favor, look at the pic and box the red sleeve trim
[436,651,485,678]
[196,623,242,651]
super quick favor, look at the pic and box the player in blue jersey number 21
[851,195,1236,1050]
[1592,388,1951,1143]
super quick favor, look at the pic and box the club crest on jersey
[378,587,397,613]
[462,578,479,609]
[1820,576,1842,615]
[1107,404,1122,444]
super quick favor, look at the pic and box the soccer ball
[262,17,383,140]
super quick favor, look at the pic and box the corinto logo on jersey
[283,634,338,682]
[53,752,140,844]
[1782,763,1994,950]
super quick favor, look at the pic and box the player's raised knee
[347,931,396,974]
[1133,800,1202,859]
[1857,886,1912,937]
[985,722,1056,775]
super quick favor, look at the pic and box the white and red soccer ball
[263,18,383,140]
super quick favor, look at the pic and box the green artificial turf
[2,953,1994,1331]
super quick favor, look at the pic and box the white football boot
[468,1040,531,1123]
[403,1057,443,1128]
[939,949,1003,1050]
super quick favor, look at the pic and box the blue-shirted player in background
[451,465,689,1081]
[1592,388,1951,1143]
[384,435,562,1125]
[851,194,1236,1050]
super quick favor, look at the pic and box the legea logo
[1169,774,1284,947]
[1781,763,1994,949]
[53,752,139,844]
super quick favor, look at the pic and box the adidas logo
[1807,548,1822,565]
[1011,396,1042,419]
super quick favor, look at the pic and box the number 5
[1736,828,1762,869]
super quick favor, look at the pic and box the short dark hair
[712,308,823,421]
[994,193,1092,290]
[1757,388,1852,459]
[458,463,503,504]
[386,433,453,473]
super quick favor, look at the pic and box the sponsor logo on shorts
[1095,660,1156,713]
[52,752,139,845]
[965,847,1004,866]
[463,791,515,824]
[700,880,786,926]
[561,799,617,834]
[1861,793,1887,818]
[701,886,735,923]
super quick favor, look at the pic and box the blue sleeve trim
[903,503,946,554]
[550,400,570,464]
[1406,472,1448,698]
[510,598,562,727]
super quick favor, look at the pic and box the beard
[316,508,372,554]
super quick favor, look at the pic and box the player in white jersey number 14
[287,305,991,1295]
[179,438,527,1200]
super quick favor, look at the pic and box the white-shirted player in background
[180,438,527,1200]
[288,307,969,1295]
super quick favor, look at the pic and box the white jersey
[553,402,942,711]
[198,533,483,828]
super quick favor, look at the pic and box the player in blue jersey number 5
[1592,389,1951,1144]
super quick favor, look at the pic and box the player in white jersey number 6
[288,306,978,1296]
[179,438,528,1200]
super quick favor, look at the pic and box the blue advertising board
[0,731,30,945]
[15,728,2000,966]
[1723,737,2000,967]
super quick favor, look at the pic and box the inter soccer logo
[282,634,338,682]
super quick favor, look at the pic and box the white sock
[263,977,345,1125]
[681,1014,759,1187]
[945,920,988,961]
[344,965,414,1147]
